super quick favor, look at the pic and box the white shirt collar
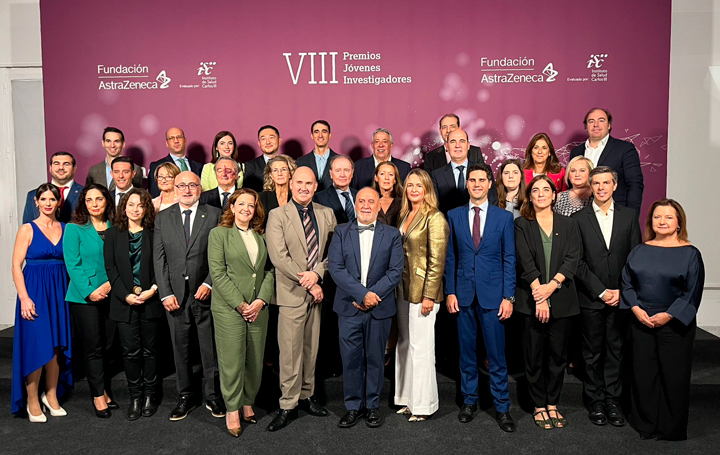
[585,134,610,150]
[179,201,200,213]
[470,199,489,212]
[592,200,615,214]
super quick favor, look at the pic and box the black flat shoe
[298,397,329,417]
[169,396,197,421]
[93,404,111,419]
[606,403,625,427]
[458,403,477,423]
[127,398,142,421]
[495,411,516,432]
[588,402,607,426]
[338,409,365,428]
[142,395,158,417]
[206,399,226,418]
[366,408,383,428]
[106,400,120,410]
[267,408,298,432]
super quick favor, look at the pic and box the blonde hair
[564,155,594,187]
[263,155,297,192]
[398,168,439,227]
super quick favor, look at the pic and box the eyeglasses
[157,175,174,182]
[175,183,201,190]
[271,167,289,174]
[166,135,185,141]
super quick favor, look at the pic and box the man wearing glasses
[149,127,203,197]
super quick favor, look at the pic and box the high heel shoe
[93,399,111,419]
[27,405,47,423]
[40,392,67,417]
[227,427,242,438]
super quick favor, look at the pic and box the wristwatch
[551,278,562,289]
[504,296,515,304]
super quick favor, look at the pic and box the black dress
[377,197,401,227]
[621,244,705,441]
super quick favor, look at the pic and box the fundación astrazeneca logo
[587,54,608,69]
[97,64,171,90]
[197,62,216,76]
[156,71,171,89]
[542,63,558,82]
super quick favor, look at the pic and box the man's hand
[298,271,319,290]
[163,295,180,312]
[352,301,369,312]
[446,294,459,314]
[195,284,211,301]
[362,292,381,309]
[309,284,323,303]
[602,289,620,306]
[498,299,513,321]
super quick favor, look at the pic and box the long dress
[11,221,73,415]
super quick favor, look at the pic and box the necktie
[222,192,230,210]
[472,206,482,249]
[358,224,375,233]
[116,192,124,207]
[183,209,192,244]
[302,208,319,269]
[456,165,465,190]
[178,158,188,172]
[59,186,68,210]
[341,192,356,221]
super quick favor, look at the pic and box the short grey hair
[329,154,354,170]
[215,156,240,174]
[589,165,618,186]
[372,128,393,144]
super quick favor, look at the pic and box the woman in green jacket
[208,188,274,437]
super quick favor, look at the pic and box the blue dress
[11,222,73,415]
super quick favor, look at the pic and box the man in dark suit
[424,114,486,173]
[296,120,338,192]
[572,166,642,427]
[444,163,516,432]
[148,127,203,197]
[314,155,358,225]
[431,129,498,215]
[153,171,224,421]
[109,157,138,207]
[85,126,142,190]
[328,187,404,428]
[350,128,410,189]
[199,157,239,210]
[243,125,282,192]
[22,151,82,223]
[569,108,644,216]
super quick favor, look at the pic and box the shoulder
[427,209,448,224]
[447,205,464,219]
[314,202,334,215]
[609,136,636,151]
[570,143,584,156]
[394,158,411,171]
[296,153,312,164]
[489,204,512,220]
[427,145,443,156]
[203,204,222,216]
[514,216,531,229]
[379,222,401,239]
[201,163,214,172]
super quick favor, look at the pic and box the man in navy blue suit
[350,128,411,189]
[444,163,517,432]
[328,187,404,429]
[22,151,83,223]
[148,127,203,197]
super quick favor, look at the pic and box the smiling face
[311,122,331,149]
[174,171,201,208]
[355,188,380,225]
[501,163,522,192]
[216,135,235,158]
[84,189,107,219]
[585,109,611,141]
[375,163,397,192]
[258,128,281,156]
[290,167,318,206]
[529,179,555,210]
[36,190,59,218]
[111,162,135,192]
[270,160,290,186]
[531,139,550,167]
[329,156,353,191]
[125,194,145,223]
[103,132,125,159]
[165,127,187,157]
[371,131,393,162]
[467,169,490,203]
[569,160,591,188]
[232,193,256,228]
[590,172,617,204]
[404,174,426,205]
[447,129,469,164]
[651,205,680,238]
[156,167,175,192]
[50,154,76,186]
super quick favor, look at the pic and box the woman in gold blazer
[394,169,449,422]
[208,189,275,438]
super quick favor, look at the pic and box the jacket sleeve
[444,214,457,296]
[63,224,96,300]
[310,209,336,281]
[328,227,369,305]
[369,230,405,301]
[514,219,541,284]
[667,249,705,326]
[422,211,449,300]
[207,228,247,309]
[104,228,130,301]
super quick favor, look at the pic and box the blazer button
[252,273,257,278]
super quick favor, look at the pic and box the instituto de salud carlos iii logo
[587,54,608,69]
[197,62,215,76]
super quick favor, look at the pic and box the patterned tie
[358,224,375,233]
[222,192,230,210]
[183,209,192,244]
[302,207,319,270]
[472,206,482,249]
[456,165,465,190]
[341,192,356,221]
[178,158,188,172]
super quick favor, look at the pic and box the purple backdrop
[40,0,671,216]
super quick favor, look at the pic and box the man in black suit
[572,165,642,427]
[296,120,338,192]
[85,126,143,190]
[110,157,138,207]
[148,127,203,197]
[22,151,82,223]
[350,128,410,189]
[424,114,486,174]
[314,155,358,225]
[569,108,644,216]
[431,129,498,215]
[199,157,239,210]
[153,171,224,421]
[244,125,282,192]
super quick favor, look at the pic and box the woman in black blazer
[514,175,581,430]
[258,155,295,227]
[104,188,163,421]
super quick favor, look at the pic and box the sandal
[547,407,567,428]
[396,407,411,415]
[533,409,553,430]
[408,415,428,422]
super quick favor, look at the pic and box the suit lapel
[403,206,426,238]
[349,223,362,273]
[442,165,456,191]
[368,222,385,272]
[548,214,561,280]
[187,204,208,251]
[168,205,187,250]
[607,204,622,252]
[313,203,327,257]
[229,227,253,270]
[287,203,309,255]
[328,189,344,218]
[529,219,547,281]
[458,205,474,249]
[597,136,615,167]
[585,206,607,251]
[478,206,497,251]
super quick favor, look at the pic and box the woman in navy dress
[621,198,705,441]
[11,183,73,422]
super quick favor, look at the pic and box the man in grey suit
[85,127,143,190]
[153,171,224,421]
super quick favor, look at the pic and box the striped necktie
[302,207,319,270]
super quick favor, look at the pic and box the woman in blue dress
[11,183,73,422]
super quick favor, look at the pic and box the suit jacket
[423,144,485,174]
[398,207,449,303]
[314,186,358,225]
[199,186,236,210]
[104,227,163,322]
[243,155,270,193]
[296,149,338,192]
[571,203,642,309]
[266,202,337,308]
[350,156,411,190]
[86,160,143,191]
[63,221,111,304]
[444,204,516,310]
[23,181,83,224]
[328,221,404,319]
[431,162,498,214]
[153,203,222,306]
[514,214,581,318]
[148,154,202,198]
[570,136,644,215]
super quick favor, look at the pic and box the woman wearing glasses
[152,162,181,212]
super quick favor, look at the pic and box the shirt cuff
[161,294,175,302]
[201,283,212,290]
[599,290,607,299]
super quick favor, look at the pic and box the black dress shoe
[206,399,226,418]
[142,395,158,417]
[298,397,329,417]
[606,403,625,427]
[267,408,298,432]
[169,396,197,421]
[127,398,142,421]
[106,400,120,410]
[366,408,383,428]
[458,403,478,423]
[588,402,607,426]
[93,403,111,419]
[338,409,365,428]
[495,411,516,432]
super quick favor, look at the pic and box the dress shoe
[169,396,197,421]
[298,397,329,416]
[107,400,120,410]
[40,392,67,417]
[588,402,607,426]
[267,408,298,432]
[26,405,47,423]
[338,409,365,428]
[93,401,112,419]
[142,395,158,417]
[495,411,516,432]
[227,427,242,438]
[606,403,625,427]
[458,403,478,423]
[366,408,384,428]
[241,412,257,424]
[127,398,143,421]
[206,399,226,418]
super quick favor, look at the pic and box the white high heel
[26,405,47,423]
[40,392,67,417]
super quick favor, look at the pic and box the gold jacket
[400,207,449,303]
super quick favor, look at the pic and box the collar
[116,185,134,194]
[179,201,200,212]
[451,159,469,171]
[586,134,610,150]
[293,199,313,212]
[218,185,236,194]
[373,155,390,168]
[592,200,615,214]
[313,148,329,158]
[469,199,489,212]
[52,179,74,189]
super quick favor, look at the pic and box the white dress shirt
[593,200,615,249]
[584,134,610,168]
[468,199,489,238]
[451,159,469,188]
[358,221,376,287]
[335,186,355,211]
[179,201,200,236]
[115,185,134,206]
[217,185,236,204]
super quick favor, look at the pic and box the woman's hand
[89,284,109,302]
[631,306,654,328]
[125,294,144,305]
[535,300,550,323]
[649,312,672,328]
[242,299,265,323]
[236,302,248,315]
[420,297,435,316]
[20,296,38,321]
[138,288,156,302]
[100,281,111,295]
[532,282,557,303]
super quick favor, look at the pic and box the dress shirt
[217,185,237,204]
[292,199,319,246]
[180,201,200,236]
[313,150,329,178]
[115,185,134,206]
[105,159,113,187]
[468,199,489,237]
[593,200,615,250]
[451,159,469,188]
[373,155,388,168]
[51,179,74,196]
[358,221,376,287]
[584,134,610,168]
[170,154,190,172]
[335,186,355,211]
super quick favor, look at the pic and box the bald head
[356,187,380,225]
[165,127,187,157]
[447,128,470,164]
[175,171,201,208]
[290,166,318,206]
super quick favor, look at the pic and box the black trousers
[71,301,117,398]
[522,314,573,408]
[580,306,628,406]
[630,318,695,441]
[116,308,159,399]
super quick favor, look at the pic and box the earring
[676,227,680,232]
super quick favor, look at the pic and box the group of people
[11,108,704,442]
